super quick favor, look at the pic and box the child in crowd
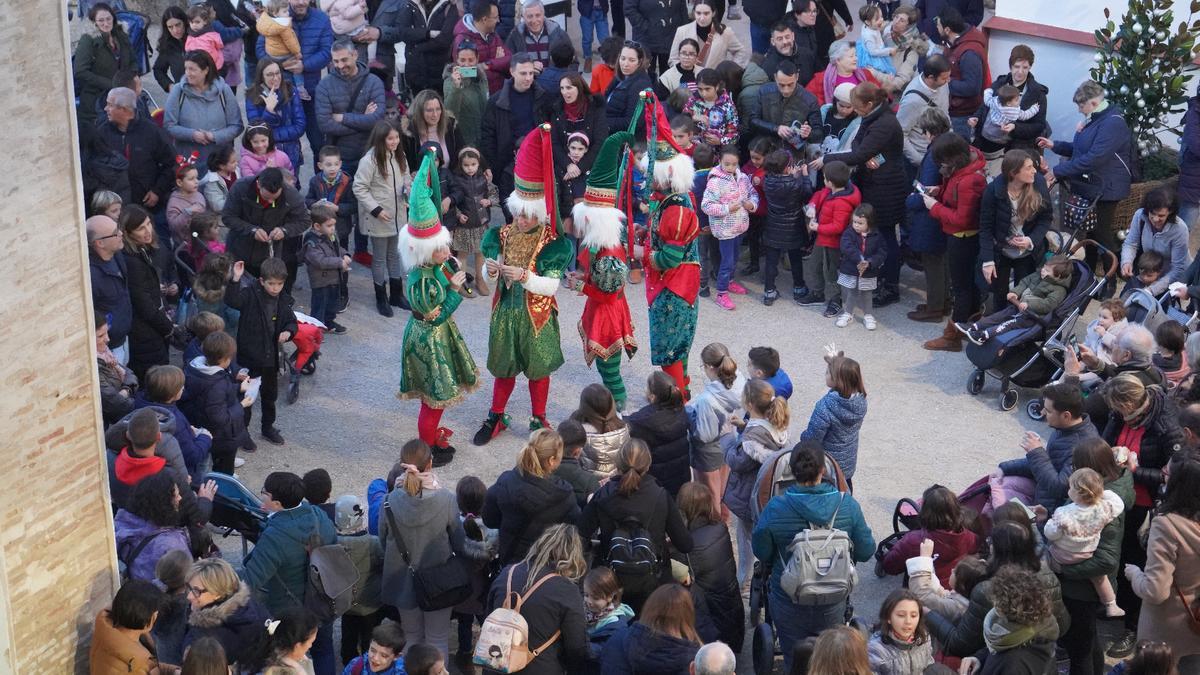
[1124,249,1166,297]
[1044,467,1126,617]
[167,161,206,245]
[741,137,773,278]
[563,133,591,203]
[307,145,358,306]
[691,143,717,298]
[760,149,813,306]
[257,0,307,99]
[856,4,896,75]
[201,145,239,212]
[192,256,240,336]
[151,549,192,667]
[138,364,212,478]
[1086,299,1129,367]
[747,346,793,400]
[453,476,497,660]
[442,43,489,147]
[553,418,600,507]
[91,189,124,220]
[866,590,934,673]
[684,69,740,154]
[628,142,649,285]
[589,36,623,95]
[724,378,790,588]
[837,204,886,330]
[819,83,861,156]
[403,643,445,675]
[304,203,351,334]
[335,494,387,666]
[800,348,867,489]
[577,0,611,73]
[906,539,988,619]
[977,84,1040,145]
[342,622,406,675]
[703,145,758,311]
[670,115,697,157]
[183,311,240,370]
[188,211,226,272]
[226,258,297,446]
[572,384,630,474]
[180,331,251,473]
[957,256,1073,345]
[583,567,635,674]
[1154,320,1191,387]
[185,4,224,71]
[803,160,859,318]
[303,468,335,520]
[240,124,295,182]
[321,0,369,44]
[449,147,498,297]
[687,342,746,517]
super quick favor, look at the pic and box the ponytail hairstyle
[827,355,867,397]
[399,438,432,496]
[572,383,625,433]
[647,371,684,411]
[744,378,789,430]
[516,428,564,478]
[245,607,319,674]
[616,438,652,497]
[701,342,739,389]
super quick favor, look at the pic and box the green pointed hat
[581,131,635,210]
[407,147,443,237]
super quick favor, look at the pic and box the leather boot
[923,319,963,352]
[907,305,948,322]
[374,283,393,317]
[389,278,410,311]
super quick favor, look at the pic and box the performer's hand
[425,306,442,321]
[501,265,525,282]
[449,270,467,290]
[485,258,501,276]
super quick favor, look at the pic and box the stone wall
[0,0,121,671]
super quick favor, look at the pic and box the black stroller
[964,240,1117,417]
[205,471,267,557]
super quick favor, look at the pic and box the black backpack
[606,515,660,596]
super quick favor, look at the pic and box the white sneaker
[835,313,852,327]
[863,314,877,330]
[234,457,246,468]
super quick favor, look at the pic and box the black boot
[389,278,410,311]
[874,284,901,308]
[374,283,393,317]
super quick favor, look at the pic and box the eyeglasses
[186,585,206,597]
[94,232,122,242]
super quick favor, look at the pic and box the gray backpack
[779,493,857,606]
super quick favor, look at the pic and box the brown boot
[907,306,947,322]
[923,319,963,352]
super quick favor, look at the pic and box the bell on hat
[505,123,558,227]
[399,146,451,270]
[573,130,634,251]
[641,91,695,196]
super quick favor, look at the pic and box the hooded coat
[762,172,815,251]
[183,582,270,667]
[724,420,788,522]
[1049,104,1134,202]
[974,610,1059,675]
[483,468,581,565]
[809,183,861,249]
[314,65,387,165]
[684,520,744,651]
[627,402,691,497]
[881,527,979,587]
[867,631,935,675]
[241,503,337,614]
[114,509,191,582]
[179,355,249,461]
[928,146,987,237]
[600,622,700,675]
[104,406,190,491]
[224,274,299,371]
[686,374,746,472]
[800,389,867,479]
[164,80,244,169]
[378,486,467,610]
[89,610,156,675]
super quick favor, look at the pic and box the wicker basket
[1114,176,1179,239]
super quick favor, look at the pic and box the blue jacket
[751,483,875,589]
[342,654,406,675]
[306,171,357,219]
[367,477,387,535]
[765,369,793,400]
[246,88,307,171]
[1180,95,1200,203]
[314,65,387,163]
[256,7,333,91]
[692,168,712,232]
[132,393,212,477]
[241,502,337,614]
[1051,104,1134,202]
[997,416,1099,515]
[837,229,887,280]
[800,390,867,479]
[600,622,699,675]
[91,251,133,347]
[179,355,248,459]
[906,148,946,254]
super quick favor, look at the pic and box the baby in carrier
[957,256,1072,346]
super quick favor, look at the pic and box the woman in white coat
[668,0,750,71]
[354,120,411,316]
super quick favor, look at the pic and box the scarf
[982,609,1053,653]
[399,463,441,492]
[255,183,277,209]
[564,98,588,122]
[822,65,868,104]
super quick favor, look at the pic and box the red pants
[293,323,323,370]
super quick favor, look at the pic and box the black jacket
[90,250,133,347]
[222,177,311,272]
[839,228,887,278]
[825,104,908,228]
[549,94,609,178]
[681,521,743,652]
[483,468,581,565]
[744,0,788,30]
[392,0,460,91]
[401,116,466,171]
[1102,385,1184,500]
[182,583,269,667]
[97,119,176,206]
[124,245,176,372]
[749,83,823,147]
[223,275,298,371]
[762,32,817,84]
[605,71,654,133]
[974,72,1049,156]
[485,563,589,675]
[977,172,1053,265]
[624,0,688,53]
[626,403,691,497]
[179,357,249,458]
[762,172,815,251]
[808,0,852,70]
[153,36,186,92]
[578,475,694,581]
[481,81,552,197]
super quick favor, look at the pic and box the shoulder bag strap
[344,74,370,115]
[827,492,846,529]
[123,531,165,568]
[382,501,413,566]
[516,573,564,659]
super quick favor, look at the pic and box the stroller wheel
[1000,388,1019,411]
[874,555,887,578]
[966,370,985,395]
[1027,398,1046,421]
[752,622,776,675]
[748,575,764,626]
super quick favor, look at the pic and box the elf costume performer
[397,147,479,466]
[638,92,700,398]
[570,131,638,411]
[473,124,573,446]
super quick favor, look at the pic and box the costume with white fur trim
[475,125,571,440]
[398,149,479,459]
[572,131,638,409]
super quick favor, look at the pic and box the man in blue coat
[242,471,338,674]
[257,0,334,170]
[88,215,133,364]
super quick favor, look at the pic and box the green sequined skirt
[649,290,698,366]
[398,317,479,408]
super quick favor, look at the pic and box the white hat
[833,82,856,104]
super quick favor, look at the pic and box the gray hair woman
[812,40,882,105]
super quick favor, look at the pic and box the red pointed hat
[639,90,695,195]
[506,123,557,226]
[641,90,686,160]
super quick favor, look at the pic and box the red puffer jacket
[809,183,862,249]
[929,146,987,236]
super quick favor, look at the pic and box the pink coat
[320,0,368,36]
[701,166,758,240]
[239,149,295,182]
[185,31,225,71]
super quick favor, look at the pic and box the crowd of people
[76,0,1200,672]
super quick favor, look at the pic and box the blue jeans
[769,584,845,672]
[750,22,772,54]
[579,8,610,58]
[716,234,742,291]
[311,618,335,675]
[950,115,974,143]
[310,285,338,325]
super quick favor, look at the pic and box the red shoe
[728,280,748,295]
[353,251,373,266]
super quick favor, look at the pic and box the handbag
[1061,191,1098,234]
[383,501,473,611]
[816,1,847,40]
[1176,584,1200,636]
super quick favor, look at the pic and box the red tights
[491,376,551,418]
[417,403,444,448]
